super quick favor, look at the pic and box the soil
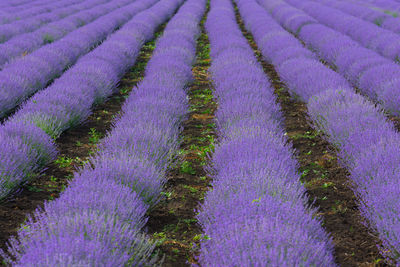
[388,115,400,131]
[0,28,161,260]
[146,7,215,266]
[234,6,388,267]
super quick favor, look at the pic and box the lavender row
[0,0,110,44]
[0,0,155,119]
[1,0,206,264]
[314,0,400,33]
[0,0,44,10]
[0,0,45,9]
[284,0,400,63]
[348,0,400,13]
[196,0,335,265]
[245,0,400,263]
[0,0,161,199]
[0,0,64,13]
[0,0,137,68]
[261,0,400,116]
[0,0,85,24]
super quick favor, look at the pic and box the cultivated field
[0,0,399,265]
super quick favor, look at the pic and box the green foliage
[27,185,43,192]
[384,10,399,17]
[183,185,198,193]
[43,34,54,44]
[180,161,196,175]
[322,182,334,188]
[54,156,74,168]
[290,130,319,140]
[88,128,102,144]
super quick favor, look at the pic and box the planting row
[0,0,156,119]
[0,0,164,199]
[0,0,109,44]
[0,0,85,24]
[0,0,45,9]
[0,0,62,13]
[261,0,400,117]
[0,0,65,11]
[363,0,400,12]
[196,0,335,265]
[285,0,400,62]
[244,0,400,264]
[1,0,206,264]
[314,0,400,33]
[0,0,137,68]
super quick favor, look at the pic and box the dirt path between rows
[146,5,216,266]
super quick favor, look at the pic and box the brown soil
[0,29,161,259]
[388,115,400,132]
[234,6,388,267]
[146,7,215,267]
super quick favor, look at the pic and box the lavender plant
[0,0,141,68]
[0,0,86,24]
[0,0,103,43]
[283,0,400,63]
[361,0,400,12]
[260,0,400,117]
[196,0,336,265]
[2,0,206,264]
[242,0,400,263]
[0,0,44,11]
[0,0,157,119]
[0,0,166,199]
[312,0,400,33]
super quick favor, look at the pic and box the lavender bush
[0,0,170,199]
[284,0,400,62]
[196,0,336,265]
[259,0,400,117]
[0,0,44,10]
[313,0,400,34]
[0,0,148,68]
[0,0,100,43]
[0,0,86,24]
[1,0,206,264]
[0,0,158,119]
[242,0,400,263]
[362,0,400,12]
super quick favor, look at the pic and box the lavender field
[0,0,399,265]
